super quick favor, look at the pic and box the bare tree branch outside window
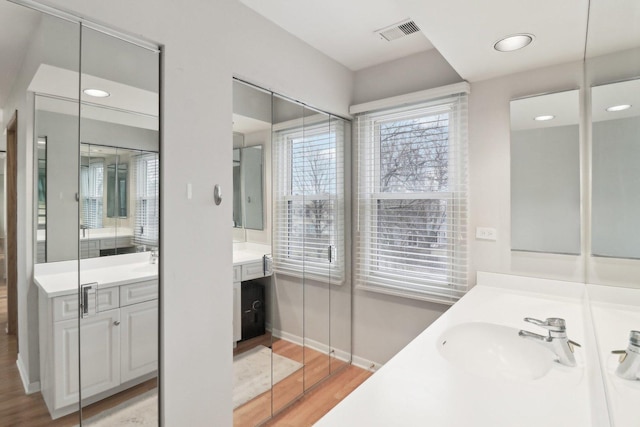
[375,113,450,277]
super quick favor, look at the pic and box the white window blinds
[355,92,469,304]
[273,116,345,282]
[80,159,104,229]
[133,153,159,247]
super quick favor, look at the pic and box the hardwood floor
[0,282,157,427]
[2,288,367,427]
[233,338,371,427]
[264,365,371,427]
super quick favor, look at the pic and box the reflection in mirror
[233,144,242,228]
[271,93,305,415]
[79,25,159,426]
[591,79,640,258]
[232,79,351,425]
[232,80,271,241]
[37,137,47,262]
[107,161,128,218]
[233,144,264,230]
[585,1,640,424]
[510,90,581,254]
[34,94,80,263]
[232,80,273,426]
[302,107,331,392]
[79,144,158,259]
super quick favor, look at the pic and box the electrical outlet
[476,227,497,241]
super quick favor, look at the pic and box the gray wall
[37,110,159,262]
[592,116,640,258]
[511,125,581,254]
[350,49,462,366]
[6,1,354,425]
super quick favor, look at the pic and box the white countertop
[36,227,134,243]
[34,252,158,298]
[233,242,271,266]
[317,272,610,427]
[587,284,640,427]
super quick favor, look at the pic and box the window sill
[273,267,345,286]
[355,282,461,306]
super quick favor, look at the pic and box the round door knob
[114,320,121,326]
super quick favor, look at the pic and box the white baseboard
[16,353,40,394]
[270,328,352,364]
[351,355,383,372]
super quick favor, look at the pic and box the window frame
[273,117,345,284]
[355,94,468,304]
[134,153,159,247]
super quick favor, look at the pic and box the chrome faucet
[612,330,640,380]
[150,247,159,264]
[518,317,581,367]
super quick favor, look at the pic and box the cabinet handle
[113,321,121,326]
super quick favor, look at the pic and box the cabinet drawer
[80,240,99,250]
[53,286,119,322]
[120,280,158,307]
[242,262,264,281]
[233,266,242,283]
[100,237,133,250]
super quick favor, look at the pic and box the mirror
[78,24,160,426]
[584,1,640,425]
[510,90,581,255]
[107,161,128,218]
[232,80,273,426]
[20,6,161,425]
[35,94,159,263]
[36,137,47,262]
[591,78,640,259]
[232,79,351,425]
[232,142,264,230]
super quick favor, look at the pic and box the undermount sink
[438,322,555,381]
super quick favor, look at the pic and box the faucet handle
[523,317,567,332]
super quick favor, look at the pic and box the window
[273,116,345,282]
[355,90,468,303]
[80,159,104,229]
[134,153,159,247]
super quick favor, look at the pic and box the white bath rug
[233,344,303,409]
[76,344,300,425]
[81,388,158,426]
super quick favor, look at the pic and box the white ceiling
[1,0,639,125]
[239,0,434,71]
[30,64,159,130]
[232,114,271,134]
[239,0,639,82]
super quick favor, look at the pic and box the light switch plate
[476,227,497,241]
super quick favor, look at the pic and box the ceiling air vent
[376,19,420,42]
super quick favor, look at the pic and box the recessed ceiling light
[494,34,534,52]
[83,88,110,98]
[534,115,555,121]
[606,104,631,112]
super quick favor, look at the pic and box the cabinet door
[54,310,120,408]
[233,281,241,343]
[120,300,158,383]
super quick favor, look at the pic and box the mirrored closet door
[232,79,351,426]
[25,3,161,425]
[78,25,160,426]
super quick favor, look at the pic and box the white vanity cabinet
[52,309,121,410]
[233,270,242,344]
[120,299,158,382]
[38,276,158,419]
[232,252,272,346]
